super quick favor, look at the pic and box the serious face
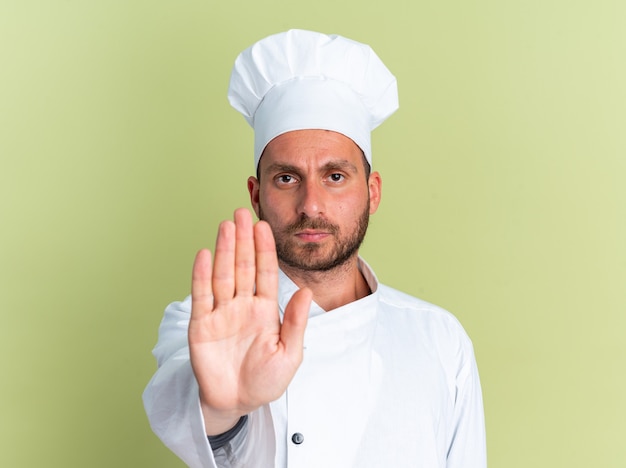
[248,129,381,272]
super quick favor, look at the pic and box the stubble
[259,203,370,272]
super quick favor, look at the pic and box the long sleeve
[142,297,218,467]
[142,298,277,468]
[446,330,487,467]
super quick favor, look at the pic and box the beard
[258,203,370,272]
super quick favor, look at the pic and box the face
[248,129,382,272]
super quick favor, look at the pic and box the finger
[280,287,312,360]
[212,220,236,305]
[254,220,278,300]
[191,248,214,316]
[234,208,255,296]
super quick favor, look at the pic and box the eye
[328,173,345,183]
[275,174,298,186]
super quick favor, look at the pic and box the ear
[247,176,261,218]
[367,171,382,215]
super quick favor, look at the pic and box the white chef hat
[227,29,398,168]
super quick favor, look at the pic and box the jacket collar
[277,257,379,319]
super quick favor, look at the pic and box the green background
[2,1,624,466]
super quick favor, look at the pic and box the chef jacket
[143,259,486,468]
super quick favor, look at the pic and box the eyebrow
[263,159,359,176]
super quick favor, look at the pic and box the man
[144,30,486,468]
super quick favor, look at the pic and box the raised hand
[189,208,312,435]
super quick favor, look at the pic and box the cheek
[335,190,369,218]
[259,189,291,219]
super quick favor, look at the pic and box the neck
[280,256,371,311]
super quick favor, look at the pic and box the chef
[143,29,486,468]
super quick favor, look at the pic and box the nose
[296,179,326,218]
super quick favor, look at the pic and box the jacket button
[291,432,304,445]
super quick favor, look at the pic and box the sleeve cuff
[207,415,249,451]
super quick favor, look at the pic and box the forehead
[259,129,364,171]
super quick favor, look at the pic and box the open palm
[188,209,312,435]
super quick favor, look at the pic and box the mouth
[295,230,331,242]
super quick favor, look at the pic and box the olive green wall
[1,1,624,466]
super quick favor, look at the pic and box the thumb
[280,287,312,360]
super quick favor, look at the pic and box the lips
[295,230,331,242]
[284,217,339,240]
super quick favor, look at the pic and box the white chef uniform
[143,259,486,468]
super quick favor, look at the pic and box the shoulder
[151,295,192,365]
[376,283,474,350]
[378,284,461,324]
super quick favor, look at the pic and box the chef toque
[227,29,398,169]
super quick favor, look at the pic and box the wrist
[200,397,247,436]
